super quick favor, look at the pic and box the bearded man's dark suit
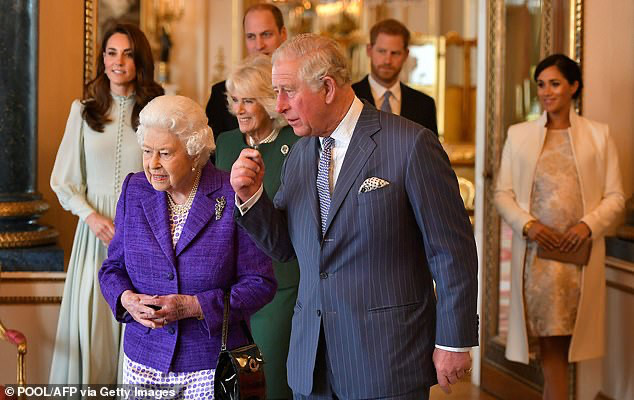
[236,104,478,398]
[352,75,438,134]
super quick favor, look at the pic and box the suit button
[167,272,175,280]
[319,272,328,279]
[168,327,175,335]
[316,310,322,317]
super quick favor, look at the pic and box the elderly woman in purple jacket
[99,95,275,397]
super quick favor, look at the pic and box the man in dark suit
[352,19,438,134]
[205,3,287,140]
[231,34,478,399]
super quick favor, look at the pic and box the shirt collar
[320,96,364,147]
[368,74,401,102]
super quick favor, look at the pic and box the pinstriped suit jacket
[236,104,478,397]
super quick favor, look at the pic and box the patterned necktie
[381,90,393,113]
[317,137,335,236]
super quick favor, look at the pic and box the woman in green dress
[215,54,298,399]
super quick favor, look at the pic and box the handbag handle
[220,291,256,352]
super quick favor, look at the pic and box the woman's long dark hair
[82,23,164,132]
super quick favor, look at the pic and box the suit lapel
[305,138,322,238]
[324,106,379,235]
[142,186,176,268]
[174,163,221,256]
[399,82,413,120]
[359,77,376,107]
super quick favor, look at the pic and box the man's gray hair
[226,54,287,130]
[136,95,214,166]
[272,33,351,91]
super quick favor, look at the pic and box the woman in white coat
[495,54,624,400]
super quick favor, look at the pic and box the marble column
[0,0,62,271]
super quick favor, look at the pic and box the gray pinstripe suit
[236,104,478,398]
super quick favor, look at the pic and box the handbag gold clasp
[248,358,260,372]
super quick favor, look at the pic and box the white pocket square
[359,177,390,193]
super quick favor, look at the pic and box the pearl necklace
[167,170,201,214]
[167,170,201,246]
[248,127,280,148]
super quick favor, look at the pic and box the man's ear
[322,76,337,104]
[366,43,373,57]
[280,26,288,41]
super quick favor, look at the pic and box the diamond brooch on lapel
[215,196,226,220]
[281,144,289,155]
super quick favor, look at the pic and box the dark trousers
[293,326,430,400]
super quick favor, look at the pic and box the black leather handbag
[214,291,266,400]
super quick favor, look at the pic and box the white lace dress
[523,128,583,337]
[49,93,143,384]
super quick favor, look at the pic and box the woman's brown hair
[82,23,164,132]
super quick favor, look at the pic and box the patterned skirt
[123,353,215,399]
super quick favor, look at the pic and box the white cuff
[435,344,471,352]
[235,185,264,216]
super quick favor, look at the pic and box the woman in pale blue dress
[49,23,163,385]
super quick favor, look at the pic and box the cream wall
[168,0,210,105]
[583,0,634,200]
[169,0,240,106]
[577,1,634,399]
[38,0,85,267]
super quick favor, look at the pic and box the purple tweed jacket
[99,162,275,373]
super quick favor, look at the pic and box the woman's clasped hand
[526,221,591,252]
[120,290,202,329]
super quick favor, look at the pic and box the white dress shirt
[368,74,401,116]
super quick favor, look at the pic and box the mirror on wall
[481,0,583,398]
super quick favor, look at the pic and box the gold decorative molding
[572,0,584,113]
[0,271,66,282]
[0,228,59,248]
[0,296,62,305]
[0,200,49,218]
[541,0,553,58]
[571,0,583,65]
[84,0,97,89]
[483,0,504,344]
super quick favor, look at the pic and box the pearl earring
[191,165,196,172]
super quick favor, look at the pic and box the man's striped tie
[317,137,335,236]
